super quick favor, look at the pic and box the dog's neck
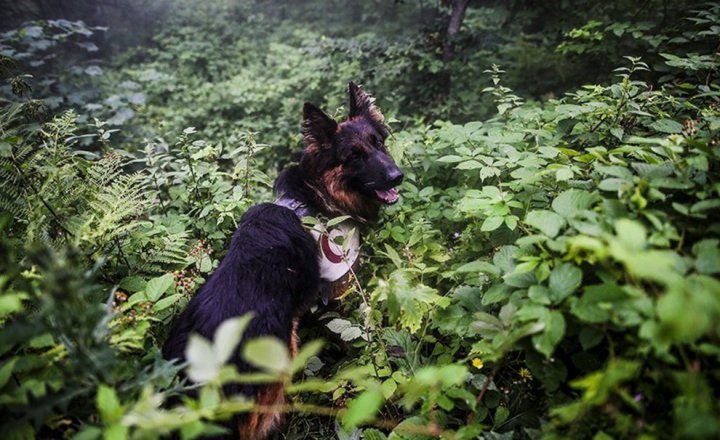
[273,180,361,285]
[274,165,325,215]
[274,165,363,221]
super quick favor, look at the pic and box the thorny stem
[244,132,254,198]
[247,402,448,437]
[146,149,167,215]
[114,236,131,271]
[347,262,384,380]
[466,361,501,424]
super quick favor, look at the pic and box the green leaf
[186,334,220,382]
[363,428,389,440]
[549,263,583,303]
[381,378,398,399]
[494,406,510,427]
[214,314,253,364]
[0,294,25,317]
[384,243,404,268]
[456,260,500,276]
[457,159,483,170]
[556,167,573,181]
[342,389,384,429]
[528,285,551,305]
[145,274,174,302]
[614,219,646,251]
[610,127,624,140]
[340,327,363,341]
[118,276,146,293]
[97,385,123,423]
[327,215,352,227]
[481,216,504,232]
[552,189,598,218]
[243,337,290,373]
[388,417,434,440]
[326,318,352,334]
[525,210,566,238]
[0,358,19,389]
[482,283,513,306]
[437,155,463,163]
[649,118,683,134]
[152,294,181,312]
[532,311,566,358]
[291,339,324,374]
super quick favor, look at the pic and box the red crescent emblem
[321,235,343,263]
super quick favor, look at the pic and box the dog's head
[300,82,403,222]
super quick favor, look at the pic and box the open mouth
[374,187,400,204]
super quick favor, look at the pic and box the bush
[1,1,719,439]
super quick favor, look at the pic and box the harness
[275,195,360,283]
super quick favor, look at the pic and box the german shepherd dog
[162,82,403,439]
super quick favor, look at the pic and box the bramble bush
[1,1,719,439]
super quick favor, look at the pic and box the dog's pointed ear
[348,82,388,136]
[303,102,337,148]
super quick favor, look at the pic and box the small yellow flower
[519,367,532,382]
[471,358,484,369]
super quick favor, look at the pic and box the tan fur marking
[315,165,378,222]
[237,321,302,439]
[290,318,299,357]
[238,384,285,440]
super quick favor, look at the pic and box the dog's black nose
[387,167,404,186]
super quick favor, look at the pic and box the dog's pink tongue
[375,188,400,204]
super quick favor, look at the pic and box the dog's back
[162,203,320,438]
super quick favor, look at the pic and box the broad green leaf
[552,189,598,218]
[614,219,646,251]
[327,215,352,227]
[381,378,398,399]
[0,358,18,388]
[342,389,384,429]
[291,339,324,374]
[481,216,504,232]
[152,294,181,312]
[214,314,253,364]
[481,283,513,306]
[649,118,683,133]
[186,334,220,382]
[340,327,363,341]
[532,311,566,358]
[97,385,123,423]
[437,155,463,163]
[145,274,174,302]
[327,318,352,334]
[243,337,290,373]
[456,260,500,276]
[528,285,551,305]
[0,293,25,317]
[548,263,583,303]
[494,406,510,427]
[364,428,389,440]
[525,210,566,238]
[556,167,573,181]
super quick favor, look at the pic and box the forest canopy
[1,0,719,439]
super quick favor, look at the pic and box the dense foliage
[1,1,719,439]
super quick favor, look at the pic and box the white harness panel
[309,221,360,282]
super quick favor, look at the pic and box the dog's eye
[372,137,385,150]
[351,147,366,159]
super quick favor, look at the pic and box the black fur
[162,204,320,393]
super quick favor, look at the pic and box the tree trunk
[442,0,470,63]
